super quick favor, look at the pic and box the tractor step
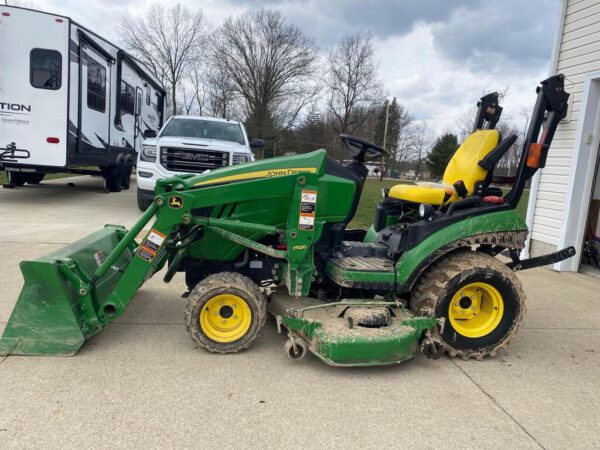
[330,256,394,271]
[326,256,395,289]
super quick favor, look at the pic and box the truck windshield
[160,118,245,145]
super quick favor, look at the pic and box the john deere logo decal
[169,196,183,209]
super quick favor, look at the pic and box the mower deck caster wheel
[421,335,444,359]
[284,338,307,360]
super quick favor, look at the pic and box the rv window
[146,86,151,106]
[30,49,62,90]
[120,82,135,115]
[87,57,106,112]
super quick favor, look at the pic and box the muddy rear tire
[185,272,267,354]
[410,249,525,360]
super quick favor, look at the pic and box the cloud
[375,23,550,134]
[431,0,560,72]
[224,0,479,44]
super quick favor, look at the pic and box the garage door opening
[582,148,600,277]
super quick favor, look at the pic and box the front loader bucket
[0,225,133,356]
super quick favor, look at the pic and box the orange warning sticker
[299,190,317,230]
[138,229,166,262]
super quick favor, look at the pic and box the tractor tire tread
[185,272,267,354]
[410,249,526,360]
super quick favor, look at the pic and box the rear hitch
[506,246,576,271]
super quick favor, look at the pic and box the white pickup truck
[136,116,263,210]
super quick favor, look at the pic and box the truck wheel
[136,188,153,211]
[104,163,124,192]
[121,161,133,190]
[7,171,28,187]
[410,249,525,360]
[27,173,45,184]
[185,272,267,354]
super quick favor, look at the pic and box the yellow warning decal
[194,167,318,187]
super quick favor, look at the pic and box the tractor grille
[160,147,229,173]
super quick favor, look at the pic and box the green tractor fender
[391,209,528,292]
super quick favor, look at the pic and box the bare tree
[179,82,194,115]
[118,3,205,115]
[205,67,238,119]
[185,59,207,115]
[326,31,380,137]
[409,122,434,179]
[209,9,318,157]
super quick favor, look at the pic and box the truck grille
[160,147,229,173]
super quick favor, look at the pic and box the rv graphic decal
[94,133,110,149]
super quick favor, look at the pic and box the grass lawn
[350,178,530,230]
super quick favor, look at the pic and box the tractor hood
[186,149,328,188]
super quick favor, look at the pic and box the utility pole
[380,100,390,176]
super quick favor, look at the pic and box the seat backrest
[442,129,500,195]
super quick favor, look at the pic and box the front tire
[410,250,525,360]
[185,272,267,354]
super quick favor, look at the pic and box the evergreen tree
[426,133,459,179]
[298,102,326,153]
[374,98,401,171]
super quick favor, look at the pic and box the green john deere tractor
[0,75,576,366]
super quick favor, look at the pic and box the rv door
[77,42,111,154]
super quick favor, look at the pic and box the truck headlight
[141,145,157,162]
[232,153,250,165]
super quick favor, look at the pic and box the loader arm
[0,168,328,355]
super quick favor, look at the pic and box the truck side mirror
[249,138,265,148]
[143,129,157,139]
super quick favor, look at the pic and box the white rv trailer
[0,5,166,192]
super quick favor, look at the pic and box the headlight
[232,153,250,165]
[141,145,157,162]
[419,203,435,220]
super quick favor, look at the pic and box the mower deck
[268,290,438,366]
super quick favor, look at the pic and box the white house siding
[530,0,600,257]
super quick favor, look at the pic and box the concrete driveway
[0,176,598,449]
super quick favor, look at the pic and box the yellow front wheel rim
[448,282,504,338]
[200,294,252,343]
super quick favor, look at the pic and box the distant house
[402,169,431,181]
[526,0,600,272]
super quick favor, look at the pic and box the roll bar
[505,74,570,208]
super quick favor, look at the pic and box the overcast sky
[13,0,561,134]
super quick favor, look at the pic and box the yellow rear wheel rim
[200,293,252,343]
[448,282,504,338]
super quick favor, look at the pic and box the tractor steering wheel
[339,134,387,163]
